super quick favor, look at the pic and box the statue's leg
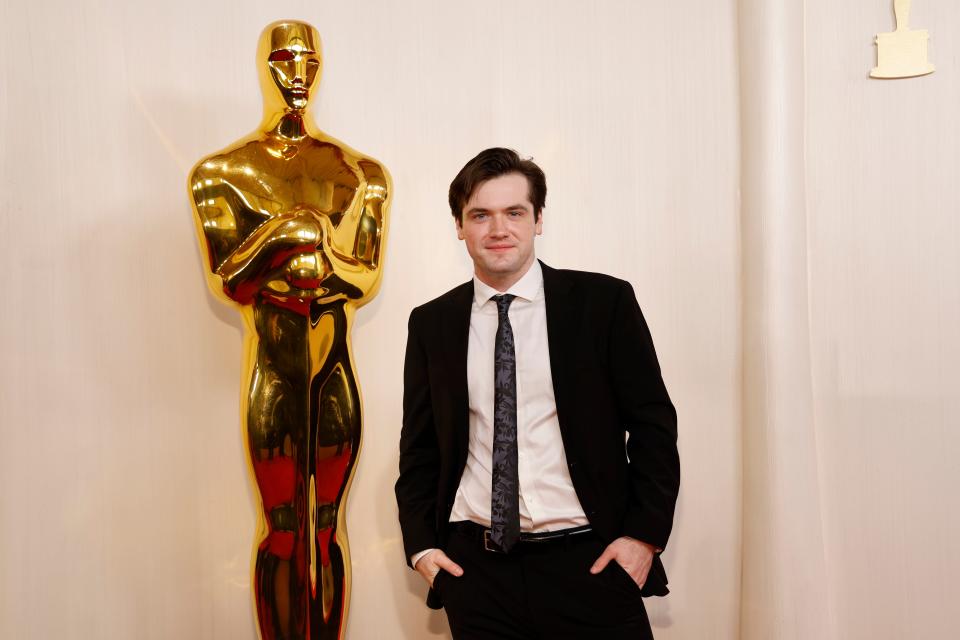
[248,356,308,640]
[308,352,361,639]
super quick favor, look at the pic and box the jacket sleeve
[608,281,679,551]
[395,307,442,566]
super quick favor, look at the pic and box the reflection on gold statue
[188,20,390,639]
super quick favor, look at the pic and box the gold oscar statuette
[871,0,935,79]
[188,20,390,639]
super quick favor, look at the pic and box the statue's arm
[190,168,319,304]
[351,159,390,272]
[214,211,321,303]
[190,169,242,281]
[321,157,390,303]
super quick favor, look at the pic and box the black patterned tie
[490,294,520,552]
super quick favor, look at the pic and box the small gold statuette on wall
[871,0,935,78]
[188,20,390,640]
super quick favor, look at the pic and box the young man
[395,148,679,639]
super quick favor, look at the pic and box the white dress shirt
[412,261,589,567]
[451,260,588,530]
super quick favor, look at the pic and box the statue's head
[257,20,322,112]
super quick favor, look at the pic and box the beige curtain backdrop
[739,0,831,637]
[0,1,955,639]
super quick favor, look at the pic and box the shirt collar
[473,260,543,307]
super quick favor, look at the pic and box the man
[395,148,678,639]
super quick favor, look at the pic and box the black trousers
[434,524,654,640]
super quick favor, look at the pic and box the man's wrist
[618,535,662,554]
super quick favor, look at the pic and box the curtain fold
[738,1,833,637]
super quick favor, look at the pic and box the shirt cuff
[411,548,436,569]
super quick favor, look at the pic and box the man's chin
[482,260,518,274]
[479,256,533,279]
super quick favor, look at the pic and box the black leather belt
[449,520,594,553]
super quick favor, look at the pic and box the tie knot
[493,294,516,315]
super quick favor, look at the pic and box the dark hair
[448,148,546,222]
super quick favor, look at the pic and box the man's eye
[509,211,522,217]
[473,213,487,220]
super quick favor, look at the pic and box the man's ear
[455,217,465,240]
[535,210,544,236]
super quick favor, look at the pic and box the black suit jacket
[395,261,679,608]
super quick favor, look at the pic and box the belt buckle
[483,529,505,553]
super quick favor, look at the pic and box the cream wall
[0,1,740,639]
[806,2,960,638]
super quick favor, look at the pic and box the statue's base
[871,29,935,79]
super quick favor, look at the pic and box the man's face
[457,172,543,289]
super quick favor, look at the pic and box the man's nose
[489,214,508,236]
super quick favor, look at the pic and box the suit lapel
[441,281,474,457]
[541,261,578,432]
